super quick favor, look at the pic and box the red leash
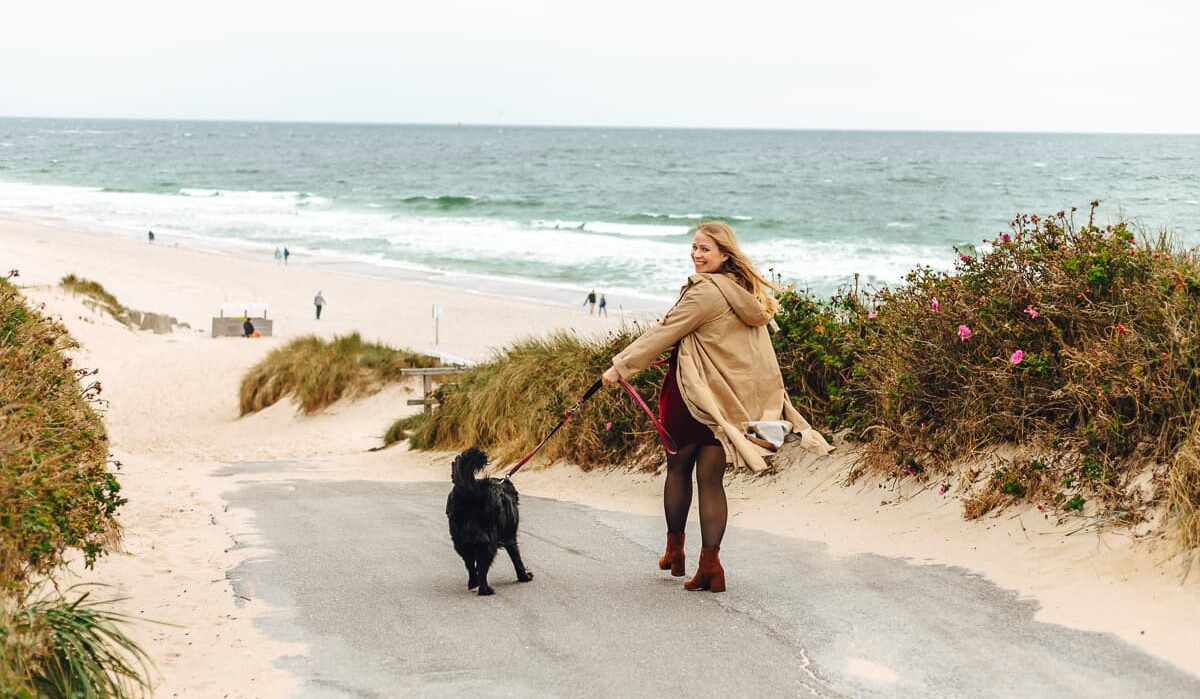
[506,374,678,478]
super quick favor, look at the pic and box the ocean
[1,117,1197,311]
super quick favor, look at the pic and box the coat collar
[685,273,772,327]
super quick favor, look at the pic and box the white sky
[1,0,1197,133]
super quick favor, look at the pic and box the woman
[601,222,831,592]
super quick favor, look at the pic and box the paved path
[222,467,1200,698]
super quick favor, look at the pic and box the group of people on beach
[274,246,291,265]
[583,289,608,316]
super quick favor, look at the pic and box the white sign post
[432,304,442,345]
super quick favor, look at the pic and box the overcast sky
[2,1,1197,133]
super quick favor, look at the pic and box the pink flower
[930,297,940,313]
[867,310,877,319]
[957,324,972,342]
[1024,305,1038,319]
[1010,349,1025,365]
[1115,323,1127,335]
[1000,233,1012,243]
[960,254,971,263]
[938,483,949,496]
[604,421,612,431]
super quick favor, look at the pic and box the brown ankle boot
[684,545,725,592]
[658,532,686,577]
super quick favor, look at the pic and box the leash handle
[619,378,678,455]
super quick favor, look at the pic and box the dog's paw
[477,586,495,596]
[518,571,534,582]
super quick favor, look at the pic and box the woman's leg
[694,445,728,547]
[663,444,698,533]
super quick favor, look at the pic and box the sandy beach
[3,215,1198,694]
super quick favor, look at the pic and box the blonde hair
[692,221,782,316]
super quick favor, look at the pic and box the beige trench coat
[612,273,832,471]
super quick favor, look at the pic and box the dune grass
[395,327,670,471]
[1,586,153,698]
[239,332,442,416]
[392,204,1200,554]
[59,274,127,322]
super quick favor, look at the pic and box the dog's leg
[475,543,497,596]
[454,543,479,589]
[503,540,534,582]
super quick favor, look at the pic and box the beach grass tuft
[238,332,441,416]
[1,585,153,698]
[59,274,127,322]
[397,327,669,471]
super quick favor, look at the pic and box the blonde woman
[601,222,831,592]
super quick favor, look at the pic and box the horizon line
[1,113,1198,138]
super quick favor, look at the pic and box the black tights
[663,443,728,547]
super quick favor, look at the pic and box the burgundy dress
[658,345,720,448]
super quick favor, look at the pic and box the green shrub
[238,333,441,415]
[1,275,124,591]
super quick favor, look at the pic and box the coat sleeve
[611,280,721,380]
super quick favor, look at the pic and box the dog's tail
[451,447,489,488]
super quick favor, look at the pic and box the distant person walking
[584,289,597,315]
[283,247,291,265]
[147,230,155,243]
[598,293,608,317]
[314,291,326,320]
[274,247,282,264]
[242,318,255,338]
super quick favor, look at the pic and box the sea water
[1,118,1197,310]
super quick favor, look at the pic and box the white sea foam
[885,221,917,229]
[581,221,690,238]
[0,178,952,302]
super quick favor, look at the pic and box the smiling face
[691,230,729,274]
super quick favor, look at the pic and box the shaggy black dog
[446,448,534,596]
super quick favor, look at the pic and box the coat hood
[689,273,772,327]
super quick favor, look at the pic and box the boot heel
[658,533,686,576]
[708,571,725,593]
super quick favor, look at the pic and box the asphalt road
[222,466,1200,698]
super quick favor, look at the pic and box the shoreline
[4,215,1198,691]
[0,210,674,317]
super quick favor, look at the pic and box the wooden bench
[401,367,465,413]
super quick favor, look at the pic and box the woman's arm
[607,279,720,382]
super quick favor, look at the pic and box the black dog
[446,448,534,595]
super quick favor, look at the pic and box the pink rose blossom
[957,324,972,342]
[1000,233,1012,243]
[930,297,940,313]
[868,310,877,319]
[604,421,612,431]
[1010,349,1025,365]
[938,483,949,496]
[960,254,971,263]
[1024,305,1038,319]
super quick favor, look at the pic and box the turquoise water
[1,117,1197,306]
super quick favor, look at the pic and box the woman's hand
[601,366,622,387]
